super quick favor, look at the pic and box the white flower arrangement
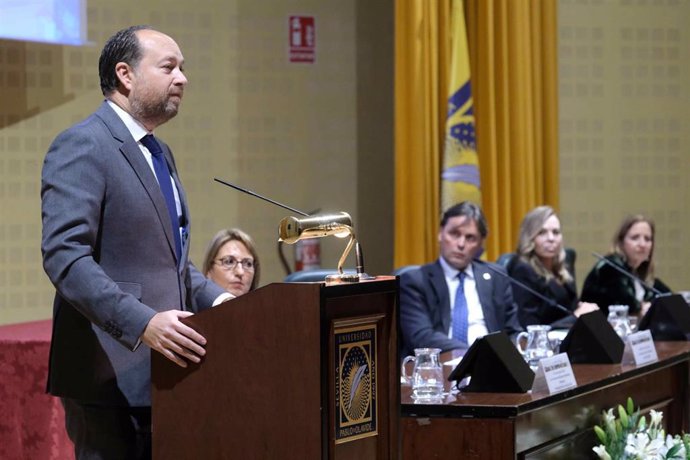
[593,398,690,460]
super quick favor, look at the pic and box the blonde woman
[508,206,598,328]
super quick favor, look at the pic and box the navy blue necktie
[452,272,469,343]
[140,134,182,261]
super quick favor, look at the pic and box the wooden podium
[152,277,399,459]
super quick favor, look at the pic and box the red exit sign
[289,16,315,63]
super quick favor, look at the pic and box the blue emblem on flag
[443,80,479,188]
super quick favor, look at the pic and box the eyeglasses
[215,256,255,271]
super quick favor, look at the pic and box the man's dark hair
[440,201,488,238]
[98,25,152,96]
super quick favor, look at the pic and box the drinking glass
[608,305,632,338]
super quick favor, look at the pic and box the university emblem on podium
[334,323,377,443]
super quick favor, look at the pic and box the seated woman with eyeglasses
[202,228,260,297]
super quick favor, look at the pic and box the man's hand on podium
[142,310,207,367]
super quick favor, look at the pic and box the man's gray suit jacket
[41,101,225,407]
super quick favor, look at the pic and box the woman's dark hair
[611,214,656,282]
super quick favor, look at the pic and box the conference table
[401,341,690,459]
[0,320,73,460]
[4,317,690,460]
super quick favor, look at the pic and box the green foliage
[591,398,690,460]
[595,425,607,444]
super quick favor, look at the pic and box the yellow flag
[441,0,480,212]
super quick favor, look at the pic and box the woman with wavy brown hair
[581,215,670,317]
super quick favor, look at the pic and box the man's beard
[130,93,179,127]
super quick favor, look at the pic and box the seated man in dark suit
[400,201,522,357]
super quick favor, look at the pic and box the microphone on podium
[473,258,575,317]
[213,177,369,282]
[278,212,353,243]
[591,252,667,297]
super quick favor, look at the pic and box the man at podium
[399,201,522,358]
[40,26,230,459]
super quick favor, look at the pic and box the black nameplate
[638,294,690,341]
[560,311,624,364]
[448,332,534,393]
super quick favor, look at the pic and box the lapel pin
[483,273,491,280]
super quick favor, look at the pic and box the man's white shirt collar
[106,100,149,141]
[439,256,474,280]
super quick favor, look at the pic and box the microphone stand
[214,178,309,216]
[591,252,665,297]
[474,259,575,317]
[355,241,365,276]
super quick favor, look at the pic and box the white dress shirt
[439,257,489,346]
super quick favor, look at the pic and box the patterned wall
[558,0,690,292]
[0,0,359,324]
[2,0,687,325]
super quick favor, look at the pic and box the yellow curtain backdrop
[394,0,559,265]
[466,0,559,259]
[394,0,450,268]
